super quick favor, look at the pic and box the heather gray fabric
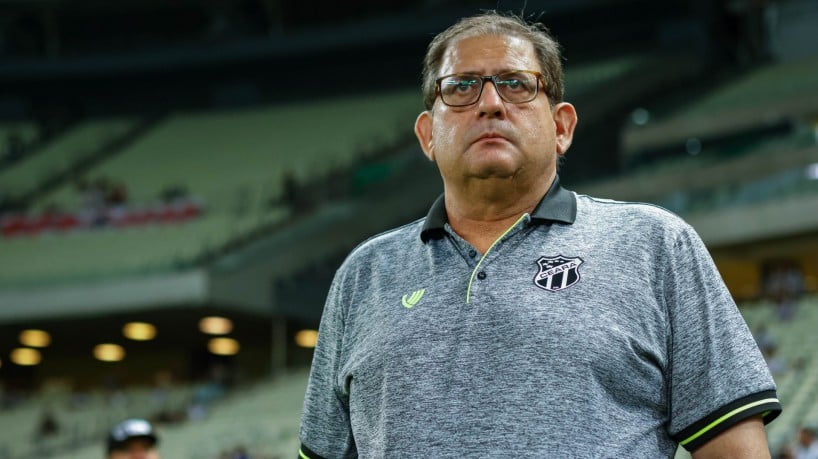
[299,186,779,458]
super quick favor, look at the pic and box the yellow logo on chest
[401,289,426,308]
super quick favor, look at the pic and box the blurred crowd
[0,177,203,238]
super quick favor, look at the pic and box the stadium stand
[621,56,818,163]
[741,295,818,454]
[0,118,138,203]
[35,90,420,211]
[0,2,816,458]
[579,123,818,214]
[0,210,286,285]
[0,122,39,147]
[0,89,421,285]
[0,121,40,166]
[0,368,309,459]
[0,375,195,458]
[564,54,650,96]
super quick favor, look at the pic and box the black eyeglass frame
[434,70,546,107]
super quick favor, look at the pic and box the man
[106,418,160,459]
[299,11,781,458]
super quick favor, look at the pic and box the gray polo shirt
[299,177,780,458]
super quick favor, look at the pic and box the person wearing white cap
[106,418,159,459]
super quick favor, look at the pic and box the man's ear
[415,110,435,161]
[552,102,578,156]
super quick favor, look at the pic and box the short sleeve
[664,225,781,451]
[298,273,357,459]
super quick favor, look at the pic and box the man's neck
[444,174,553,254]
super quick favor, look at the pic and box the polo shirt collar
[420,175,576,242]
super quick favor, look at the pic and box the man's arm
[663,225,781,451]
[298,274,357,458]
[692,416,770,459]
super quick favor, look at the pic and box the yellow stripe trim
[298,447,310,459]
[680,398,779,446]
[465,214,528,304]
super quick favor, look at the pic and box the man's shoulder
[574,193,691,232]
[340,217,426,267]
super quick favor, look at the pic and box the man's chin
[467,168,518,181]
[466,155,522,179]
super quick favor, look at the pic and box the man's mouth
[476,132,509,142]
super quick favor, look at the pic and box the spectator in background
[796,426,818,459]
[783,263,805,301]
[2,132,25,164]
[0,187,12,214]
[220,446,252,459]
[76,177,107,227]
[281,173,299,210]
[106,418,160,459]
[763,345,787,376]
[765,262,805,321]
[108,180,129,207]
[277,172,319,213]
[159,184,189,204]
[36,409,59,438]
[107,180,130,223]
[753,324,776,355]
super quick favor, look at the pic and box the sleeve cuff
[673,389,782,452]
[298,444,328,459]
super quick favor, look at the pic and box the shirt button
[477,271,487,280]
[468,249,477,258]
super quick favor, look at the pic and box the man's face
[415,34,575,190]
[108,439,159,459]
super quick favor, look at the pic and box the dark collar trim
[420,193,447,242]
[420,175,576,243]
[531,175,577,224]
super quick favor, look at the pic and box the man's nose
[477,80,506,117]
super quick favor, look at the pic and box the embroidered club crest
[534,255,584,292]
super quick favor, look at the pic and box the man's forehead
[439,34,538,75]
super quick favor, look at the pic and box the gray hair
[421,11,565,110]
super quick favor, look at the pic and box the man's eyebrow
[441,71,481,76]
[445,68,519,76]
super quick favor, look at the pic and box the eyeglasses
[435,70,544,107]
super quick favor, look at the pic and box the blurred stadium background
[0,0,816,457]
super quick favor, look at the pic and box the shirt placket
[445,215,531,305]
